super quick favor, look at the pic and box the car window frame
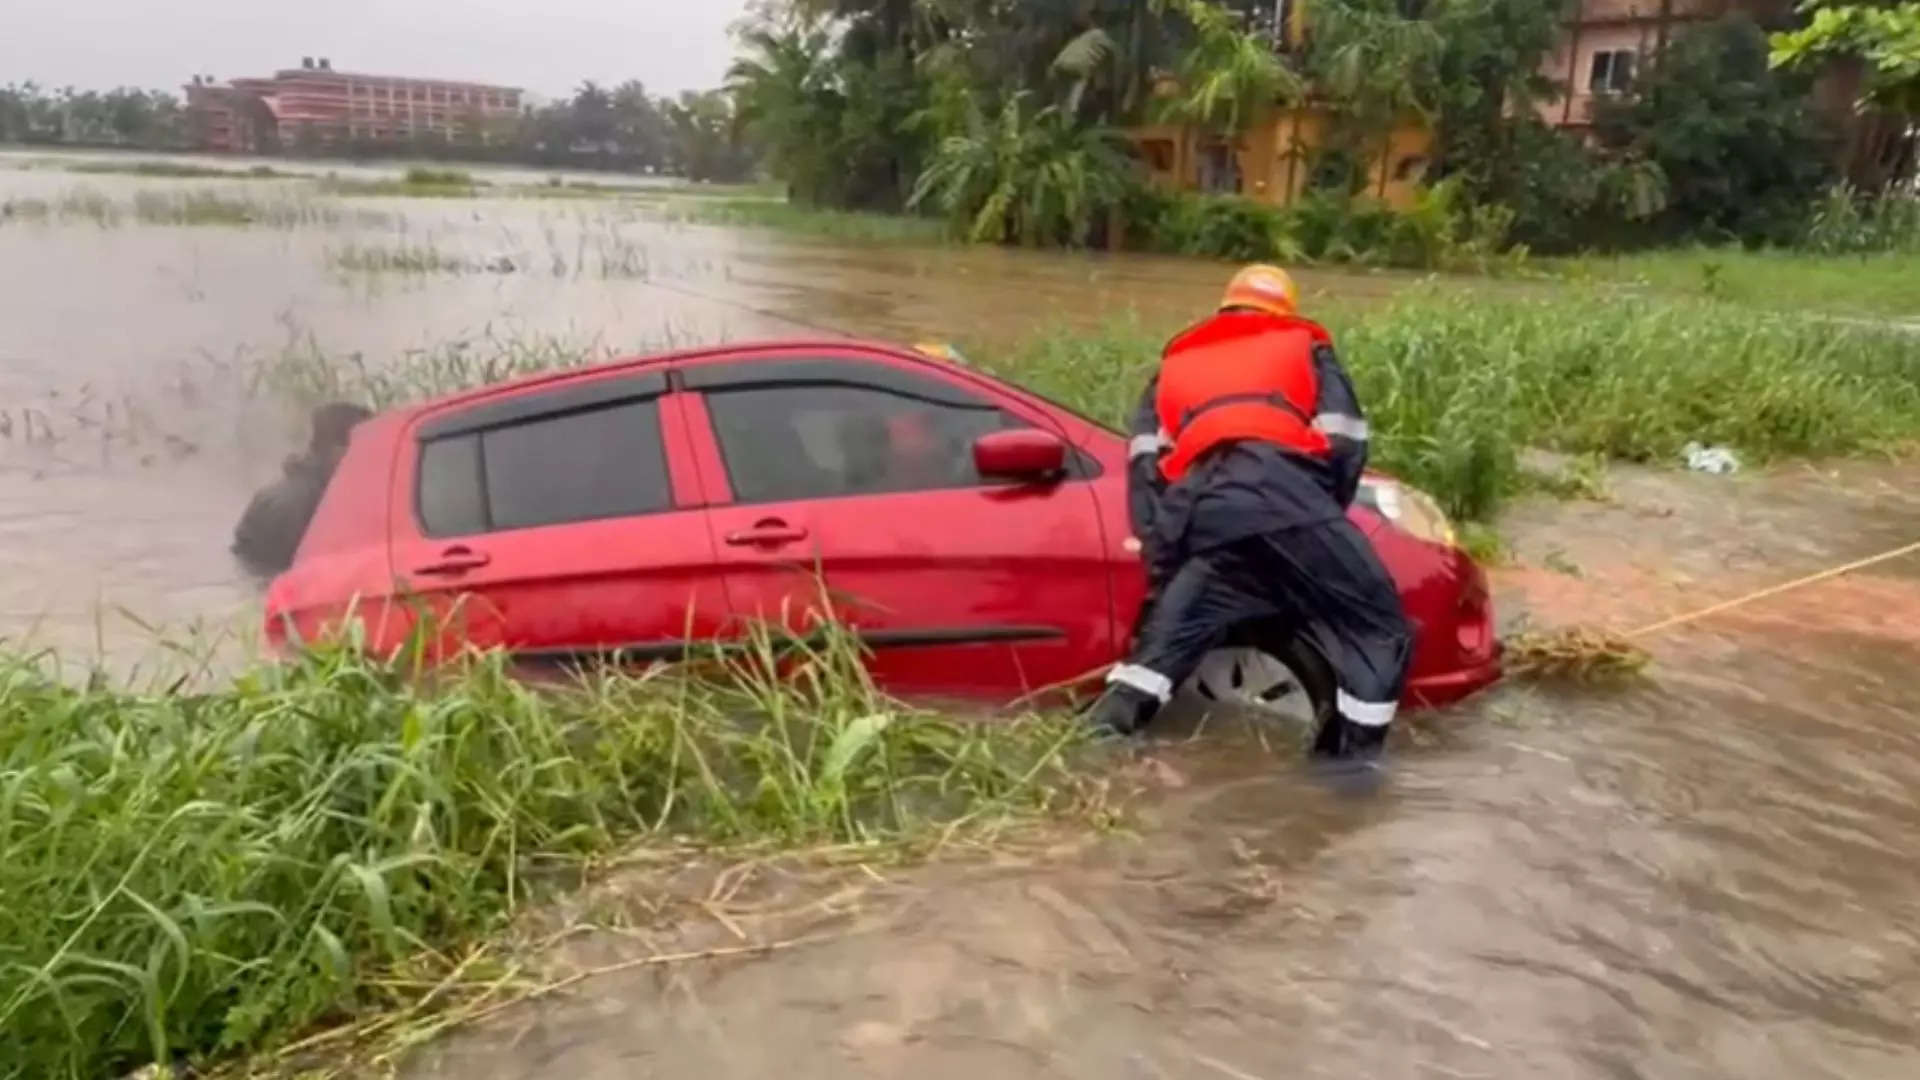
[410,371,675,539]
[683,353,1098,509]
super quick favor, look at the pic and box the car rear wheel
[1179,624,1336,732]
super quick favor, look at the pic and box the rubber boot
[1086,684,1161,738]
[1311,715,1390,760]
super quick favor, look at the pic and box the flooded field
[2,154,1417,667]
[5,155,1918,1079]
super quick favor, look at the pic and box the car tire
[1180,620,1337,732]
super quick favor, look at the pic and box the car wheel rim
[1184,646,1316,725]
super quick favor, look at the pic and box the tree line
[0,80,756,182]
[724,0,1918,256]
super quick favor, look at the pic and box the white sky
[2,0,758,101]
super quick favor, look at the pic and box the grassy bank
[0,627,1090,1079]
[976,287,1920,521]
[1551,247,1920,321]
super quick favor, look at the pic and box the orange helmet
[1219,264,1299,318]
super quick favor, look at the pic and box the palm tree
[910,91,1136,246]
[1151,0,1304,133]
[727,23,847,202]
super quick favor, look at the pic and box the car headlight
[1360,478,1457,549]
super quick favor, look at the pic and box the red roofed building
[183,58,523,152]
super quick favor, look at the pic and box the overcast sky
[3,0,758,101]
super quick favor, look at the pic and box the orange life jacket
[1155,310,1334,482]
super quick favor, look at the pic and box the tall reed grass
[0,623,1090,1079]
[979,287,1920,520]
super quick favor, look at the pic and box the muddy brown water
[405,463,1920,1080]
[5,158,1919,1077]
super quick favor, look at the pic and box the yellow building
[1130,107,1433,212]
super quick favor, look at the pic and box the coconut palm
[910,91,1137,246]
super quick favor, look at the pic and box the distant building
[1538,0,1793,133]
[183,57,523,152]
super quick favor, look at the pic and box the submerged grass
[647,197,950,244]
[0,622,1092,1079]
[1551,246,1920,321]
[66,161,298,181]
[1,186,393,229]
[976,287,1920,521]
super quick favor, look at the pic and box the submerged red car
[264,339,1500,722]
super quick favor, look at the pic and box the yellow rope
[1626,538,1920,639]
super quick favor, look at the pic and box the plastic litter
[1683,442,1740,475]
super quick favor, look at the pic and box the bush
[1591,15,1834,245]
[402,166,477,187]
[1130,188,1302,262]
[1801,184,1920,254]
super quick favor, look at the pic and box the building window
[1589,49,1635,94]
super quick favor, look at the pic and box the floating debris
[1683,441,1741,474]
[1504,626,1651,684]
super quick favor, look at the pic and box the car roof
[396,337,959,417]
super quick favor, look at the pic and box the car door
[387,368,731,664]
[683,352,1117,701]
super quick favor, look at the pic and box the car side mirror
[974,429,1067,482]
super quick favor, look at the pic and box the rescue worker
[1089,265,1413,759]
[231,402,370,578]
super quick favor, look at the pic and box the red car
[264,339,1500,722]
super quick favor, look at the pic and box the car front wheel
[1179,623,1336,732]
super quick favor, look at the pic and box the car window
[416,398,671,536]
[704,382,1029,504]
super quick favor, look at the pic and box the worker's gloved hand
[1086,684,1160,738]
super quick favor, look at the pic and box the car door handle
[414,546,492,575]
[724,520,809,546]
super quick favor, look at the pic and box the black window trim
[411,371,675,539]
[416,370,668,441]
[680,355,996,410]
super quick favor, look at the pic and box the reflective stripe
[1313,413,1370,441]
[1129,430,1171,459]
[1337,690,1397,728]
[1108,663,1174,703]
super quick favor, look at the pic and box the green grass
[0,623,1092,1079]
[2,187,393,229]
[1548,246,1920,321]
[318,169,486,199]
[971,286,1920,521]
[66,161,298,181]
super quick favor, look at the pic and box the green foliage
[1123,180,1519,269]
[401,167,477,188]
[1771,1,1920,114]
[1800,183,1920,251]
[1553,244,1920,316]
[0,82,186,149]
[976,288,1920,521]
[0,627,1088,1078]
[1151,0,1304,131]
[1592,16,1836,244]
[1128,186,1303,260]
[729,21,926,209]
[911,93,1135,246]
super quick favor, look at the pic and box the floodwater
[5,155,1919,1078]
[2,154,1413,668]
[410,462,1920,1080]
